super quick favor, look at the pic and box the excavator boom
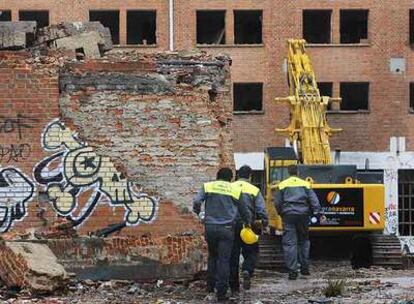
[276,39,341,165]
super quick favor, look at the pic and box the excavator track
[370,234,403,269]
[256,235,286,272]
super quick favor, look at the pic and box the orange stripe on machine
[369,212,381,224]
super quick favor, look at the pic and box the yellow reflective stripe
[233,181,259,197]
[278,177,311,190]
[204,181,241,200]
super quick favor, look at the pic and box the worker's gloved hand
[244,222,252,229]
[193,206,200,215]
[263,226,271,235]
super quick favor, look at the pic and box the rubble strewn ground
[0,260,412,303]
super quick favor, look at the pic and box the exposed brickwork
[175,0,414,152]
[1,0,413,152]
[0,241,67,292]
[45,235,207,281]
[0,50,230,239]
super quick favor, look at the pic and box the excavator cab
[264,147,297,231]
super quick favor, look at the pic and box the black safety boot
[288,272,298,280]
[242,270,251,290]
[301,269,311,276]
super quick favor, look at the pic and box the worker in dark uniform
[230,165,269,292]
[274,165,322,280]
[193,167,251,302]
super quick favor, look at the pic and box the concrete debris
[0,242,68,294]
[0,22,36,50]
[0,21,112,58]
[0,260,410,303]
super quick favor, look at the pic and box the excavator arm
[276,39,341,165]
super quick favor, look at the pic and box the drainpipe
[334,149,341,164]
[168,0,174,51]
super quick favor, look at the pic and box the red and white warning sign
[369,212,381,224]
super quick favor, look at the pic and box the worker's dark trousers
[205,223,235,297]
[282,214,310,273]
[241,242,259,276]
[229,222,243,291]
[230,223,260,290]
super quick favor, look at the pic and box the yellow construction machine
[258,39,401,269]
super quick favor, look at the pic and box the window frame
[339,9,369,44]
[233,82,264,114]
[302,9,333,44]
[233,9,263,45]
[126,10,157,46]
[337,82,370,113]
[89,10,120,45]
[196,10,226,45]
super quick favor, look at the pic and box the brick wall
[175,0,414,153]
[2,0,414,152]
[0,50,231,237]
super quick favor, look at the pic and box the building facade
[2,0,414,251]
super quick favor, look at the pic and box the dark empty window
[340,10,368,43]
[234,83,263,112]
[19,10,49,28]
[0,10,11,21]
[410,83,414,110]
[319,82,334,110]
[340,82,369,111]
[127,11,156,45]
[234,10,262,44]
[303,10,331,44]
[197,11,225,44]
[318,82,333,97]
[89,10,120,44]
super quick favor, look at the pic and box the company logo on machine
[369,212,381,224]
[326,191,340,205]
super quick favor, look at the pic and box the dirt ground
[1,260,414,304]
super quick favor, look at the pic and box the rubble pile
[0,242,67,294]
[0,21,112,58]
[0,260,410,303]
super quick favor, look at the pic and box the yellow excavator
[258,39,401,269]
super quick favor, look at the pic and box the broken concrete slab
[36,22,112,52]
[0,21,37,49]
[52,32,104,59]
[0,21,37,34]
[0,29,26,49]
[0,241,68,293]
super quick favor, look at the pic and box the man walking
[193,167,251,301]
[274,165,321,280]
[230,165,268,292]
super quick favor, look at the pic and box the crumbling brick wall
[0,50,232,237]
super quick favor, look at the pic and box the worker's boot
[288,272,298,280]
[217,293,229,302]
[242,270,251,290]
[300,268,310,276]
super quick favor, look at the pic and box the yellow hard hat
[240,227,259,245]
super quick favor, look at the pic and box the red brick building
[2,1,414,250]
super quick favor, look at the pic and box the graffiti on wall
[0,168,34,232]
[34,120,158,227]
[385,202,398,235]
[383,168,399,235]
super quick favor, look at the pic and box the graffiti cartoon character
[34,120,157,227]
[0,168,34,232]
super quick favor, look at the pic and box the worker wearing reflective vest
[230,165,268,292]
[193,167,251,302]
[274,165,321,280]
